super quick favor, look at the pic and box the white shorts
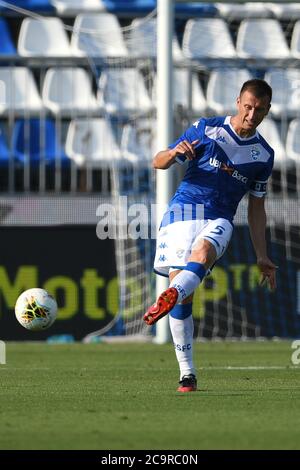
[154,218,233,277]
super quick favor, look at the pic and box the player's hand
[257,257,277,291]
[172,139,199,161]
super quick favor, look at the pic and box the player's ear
[236,96,241,108]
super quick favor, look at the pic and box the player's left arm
[248,194,277,290]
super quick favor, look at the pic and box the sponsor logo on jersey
[209,157,248,184]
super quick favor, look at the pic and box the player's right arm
[153,139,199,169]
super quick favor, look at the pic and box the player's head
[235,79,272,135]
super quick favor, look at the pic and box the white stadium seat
[42,67,99,116]
[206,68,252,115]
[182,18,237,59]
[0,67,42,114]
[121,119,157,164]
[268,3,300,20]
[152,69,206,114]
[257,119,289,169]
[290,21,300,59]
[65,118,121,167]
[98,68,153,115]
[265,69,300,118]
[121,125,151,164]
[18,17,72,57]
[71,13,128,58]
[216,2,270,20]
[51,0,106,15]
[128,18,183,60]
[286,119,300,163]
[236,19,290,59]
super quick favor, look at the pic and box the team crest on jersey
[216,136,227,144]
[251,146,260,160]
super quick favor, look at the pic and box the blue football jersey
[161,116,274,226]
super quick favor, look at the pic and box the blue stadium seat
[103,1,217,16]
[0,18,16,55]
[175,2,218,17]
[103,0,156,14]
[12,119,69,166]
[0,125,10,165]
[0,1,54,12]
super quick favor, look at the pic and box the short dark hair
[240,79,272,103]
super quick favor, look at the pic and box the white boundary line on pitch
[199,366,300,370]
[0,364,300,371]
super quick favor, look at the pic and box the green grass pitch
[0,341,300,450]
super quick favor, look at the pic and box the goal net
[79,11,158,341]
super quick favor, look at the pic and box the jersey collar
[224,116,259,144]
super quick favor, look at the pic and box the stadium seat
[236,19,290,59]
[268,3,300,20]
[97,68,152,115]
[182,18,236,59]
[71,13,128,57]
[12,119,69,165]
[18,17,72,57]
[0,1,54,12]
[51,0,106,15]
[257,118,288,169]
[286,119,300,163]
[0,67,42,114]
[65,118,121,167]
[0,125,9,165]
[137,118,157,154]
[206,68,252,115]
[0,18,16,55]
[290,21,300,59]
[42,67,99,116]
[152,69,206,115]
[120,122,155,196]
[215,2,270,19]
[265,69,300,118]
[103,1,217,17]
[121,122,155,164]
[0,124,9,192]
[175,2,218,18]
[128,18,183,60]
[103,0,156,14]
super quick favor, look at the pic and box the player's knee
[189,239,216,267]
[189,250,211,267]
[190,251,209,265]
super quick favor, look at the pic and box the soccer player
[144,79,277,392]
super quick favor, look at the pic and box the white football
[15,288,57,331]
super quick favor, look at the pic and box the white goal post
[155,0,299,343]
